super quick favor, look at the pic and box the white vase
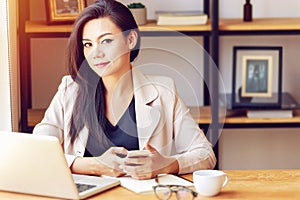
[130,8,147,25]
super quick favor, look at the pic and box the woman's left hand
[121,144,179,180]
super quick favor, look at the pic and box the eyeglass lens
[176,188,194,200]
[154,185,195,200]
[154,185,171,200]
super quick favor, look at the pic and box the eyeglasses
[153,184,198,200]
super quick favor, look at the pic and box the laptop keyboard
[76,183,97,193]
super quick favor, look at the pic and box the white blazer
[33,69,216,174]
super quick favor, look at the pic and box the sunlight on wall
[0,0,13,131]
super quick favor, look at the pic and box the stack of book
[246,110,293,118]
[156,10,208,26]
[246,92,299,118]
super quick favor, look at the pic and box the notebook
[114,174,194,194]
[0,131,120,199]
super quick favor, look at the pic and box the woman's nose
[93,45,105,59]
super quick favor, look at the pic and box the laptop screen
[0,131,119,199]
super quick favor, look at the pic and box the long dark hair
[66,0,141,145]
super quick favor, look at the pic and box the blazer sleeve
[172,94,217,174]
[32,77,67,140]
[32,76,78,166]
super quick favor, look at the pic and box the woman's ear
[127,30,138,50]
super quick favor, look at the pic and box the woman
[33,0,216,180]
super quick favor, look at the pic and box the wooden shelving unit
[23,17,300,130]
[19,0,300,170]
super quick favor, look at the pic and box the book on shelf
[246,110,293,119]
[155,10,208,26]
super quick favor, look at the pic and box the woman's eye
[83,42,92,48]
[101,39,113,44]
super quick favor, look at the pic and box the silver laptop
[0,131,120,199]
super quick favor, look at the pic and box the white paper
[104,174,194,194]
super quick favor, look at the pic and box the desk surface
[1,170,300,199]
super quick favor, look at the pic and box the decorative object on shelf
[45,0,85,24]
[127,2,147,25]
[243,0,252,22]
[156,10,208,26]
[232,46,283,109]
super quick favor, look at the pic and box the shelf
[25,18,300,37]
[25,21,73,34]
[25,20,212,35]
[27,107,213,127]
[28,107,300,128]
[224,114,300,124]
[29,17,300,35]
[190,107,300,124]
[219,18,300,34]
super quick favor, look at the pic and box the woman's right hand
[70,147,127,177]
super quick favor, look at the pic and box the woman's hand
[70,147,127,177]
[121,144,179,180]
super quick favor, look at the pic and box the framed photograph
[232,46,283,109]
[45,0,86,24]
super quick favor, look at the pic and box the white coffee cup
[193,170,228,196]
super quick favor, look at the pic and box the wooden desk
[1,170,300,199]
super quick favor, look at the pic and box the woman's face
[82,17,134,78]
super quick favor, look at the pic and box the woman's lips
[95,61,110,68]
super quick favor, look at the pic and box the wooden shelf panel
[190,106,300,124]
[28,107,300,128]
[25,20,211,34]
[219,18,300,31]
[27,109,45,127]
[25,21,73,34]
[26,18,300,35]
[224,115,300,124]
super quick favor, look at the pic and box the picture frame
[232,46,283,109]
[45,0,86,24]
[85,0,96,6]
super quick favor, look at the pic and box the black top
[84,97,139,157]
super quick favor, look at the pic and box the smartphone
[127,150,151,158]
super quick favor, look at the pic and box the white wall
[220,0,300,18]
[0,0,12,131]
[121,0,203,19]
[0,0,19,131]
[8,0,20,131]
[219,128,300,169]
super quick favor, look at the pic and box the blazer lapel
[132,69,161,149]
